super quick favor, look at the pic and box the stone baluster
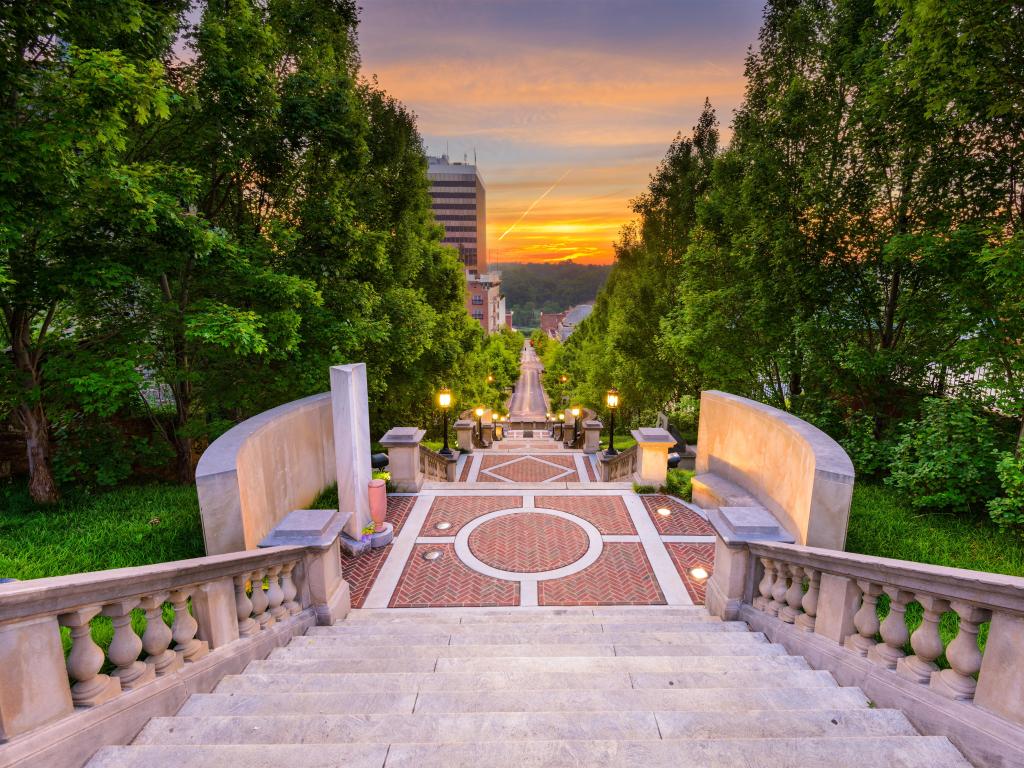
[281,562,301,615]
[844,580,883,656]
[250,570,272,629]
[170,589,209,663]
[267,565,287,621]
[753,559,776,612]
[868,587,913,669]
[101,600,155,690]
[780,564,805,624]
[930,601,991,701]
[140,594,181,676]
[768,562,790,618]
[234,574,259,637]
[795,568,820,633]
[59,607,122,706]
[896,595,950,684]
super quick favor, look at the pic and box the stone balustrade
[0,533,349,768]
[599,444,638,482]
[706,531,1024,766]
[419,444,455,483]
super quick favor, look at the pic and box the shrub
[988,452,1024,534]
[886,398,1000,512]
[662,468,694,501]
[633,483,656,494]
[840,412,894,478]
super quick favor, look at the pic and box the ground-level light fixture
[657,507,672,517]
[422,550,443,561]
[605,387,620,457]
[434,521,452,531]
[690,566,709,581]
[437,387,453,457]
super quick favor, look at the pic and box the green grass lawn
[846,483,1024,577]
[0,482,204,581]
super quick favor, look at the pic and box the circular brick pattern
[467,513,590,573]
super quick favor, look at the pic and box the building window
[472,310,484,320]
[471,295,484,305]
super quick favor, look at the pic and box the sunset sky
[357,0,765,265]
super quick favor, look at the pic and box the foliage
[662,469,694,502]
[840,412,896,479]
[498,262,610,328]
[885,399,1001,512]
[633,484,656,494]
[988,453,1024,535]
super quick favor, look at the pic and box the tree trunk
[17,403,59,504]
[171,386,195,484]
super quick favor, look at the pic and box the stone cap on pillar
[707,505,795,546]
[258,508,352,550]
[630,427,676,447]
[583,419,603,429]
[454,420,474,429]
[379,427,425,448]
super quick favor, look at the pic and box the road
[507,343,550,420]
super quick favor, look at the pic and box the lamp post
[571,406,581,445]
[475,406,485,443]
[438,387,453,457]
[605,387,620,457]
[486,374,494,385]
[557,412,565,441]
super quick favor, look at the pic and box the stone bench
[692,472,762,510]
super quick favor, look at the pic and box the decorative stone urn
[368,479,387,530]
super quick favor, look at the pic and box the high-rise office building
[427,155,511,333]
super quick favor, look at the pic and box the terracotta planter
[368,478,387,530]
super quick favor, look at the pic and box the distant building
[555,304,593,341]
[540,311,566,339]
[427,155,487,272]
[428,154,507,333]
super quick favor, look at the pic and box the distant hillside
[497,262,611,329]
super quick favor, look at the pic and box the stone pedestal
[331,364,372,540]
[0,615,74,740]
[380,427,425,492]
[582,419,603,454]
[631,427,675,487]
[455,420,474,453]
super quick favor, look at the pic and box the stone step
[132,709,917,746]
[270,642,787,660]
[87,737,973,768]
[307,619,748,636]
[337,612,716,626]
[290,629,769,646]
[344,607,709,620]
[178,686,870,717]
[247,654,810,676]
[214,668,840,694]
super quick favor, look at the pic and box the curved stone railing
[706,532,1024,766]
[196,392,335,554]
[599,445,638,482]
[694,390,855,550]
[419,444,451,482]
[0,531,350,768]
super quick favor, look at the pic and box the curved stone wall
[195,392,335,555]
[694,390,855,550]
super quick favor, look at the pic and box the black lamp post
[571,406,581,445]
[557,412,565,441]
[605,387,620,457]
[475,406,485,443]
[438,387,453,456]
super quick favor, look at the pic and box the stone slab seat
[691,472,762,510]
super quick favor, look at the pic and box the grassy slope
[0,483,204,581]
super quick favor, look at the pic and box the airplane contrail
[498,169,571,241]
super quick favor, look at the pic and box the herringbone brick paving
[642,494,714,536]
[536,495,635,534]
[340,496,415,607]
[389,544,519,607]
[665,542,715,604]
[468,513,589,572]
[538,542,666,606]
[422,495,521,535]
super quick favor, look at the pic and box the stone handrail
[0,535,349,767]
[600,445,637,482]
[419,444,450,482]
[705,533,1024,766]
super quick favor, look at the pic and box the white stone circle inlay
[454,507,603,582]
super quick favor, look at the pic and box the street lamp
[560,374,568,384]
[557,412,565,441]
[475,406,485,443]
[437,387,453,457]
[486,374,494,384]
[570,406,581,445]
[605,387,620,457]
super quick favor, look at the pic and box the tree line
[1,1,512,503]
[555,0,1023,528]
[498,262,610,329]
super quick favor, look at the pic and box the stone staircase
[86,606,970,768]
